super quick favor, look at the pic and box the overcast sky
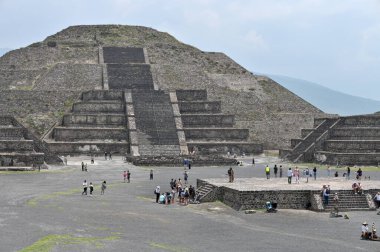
[0,0,379,100]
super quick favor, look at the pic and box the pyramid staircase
[0,116,44,170]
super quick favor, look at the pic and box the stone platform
[198,177,380,211]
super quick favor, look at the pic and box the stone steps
[176,90,207,101]
[0,127,24,139]
[107,64,154,90]
[331,127,380,139]
[103,47,146,64]
[196,184,214,202]
[82,90,124,101]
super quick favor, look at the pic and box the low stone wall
[187,142,262,155]
[72,102,125,113]
[0,116,14,126]
[0,127,24,139]
[331,128,380,139]
[176,90,207,101]
[82,90,124,101]
[53,127,128,141]
[181,114,234,127]
[0,153,44,166]
[0,140,34,151]
[48,142,130,155]
[178,101,221,113]
[184,128,249,141]
[341,116,380,126]
[128,155,237,166]
[63,114,126,126]
[319,152,380,165]
[325,140,380,153]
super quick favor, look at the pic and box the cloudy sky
[0,0,379,100]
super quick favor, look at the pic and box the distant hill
[267,74,380,116]
[0,48,11,56]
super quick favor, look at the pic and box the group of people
[82,180,107,195]
[123,170,131,183]
[352,182,363,195]
[362,222,378,240]
[154,178,196,206]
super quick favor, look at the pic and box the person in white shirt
[373,192,380,208]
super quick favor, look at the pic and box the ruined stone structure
[281,114,380,165]
[197,179,378,211]
[0,116,45,169]
[0,25,324,158]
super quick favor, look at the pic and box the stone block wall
[178,101,221,114]
[176,90,207,101]
[0,140,34,151]
[184,128,249,141]
[82,90,124,101]
[181,115,234,128]
[72,102,125,113]
[53,127,128,141]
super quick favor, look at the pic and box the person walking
[154,186,160,203]
[81,162,84,172]
[123,171,127,183]
[82,180,88,195]
[89,182,94,196]
[323,186,330,205]
[287,168,293,184]
[228,167,232,182]
[184,171,188,184]
[327,166,331,177]
[150,169,153,180]
[274,165,278,178]
[294,167,300,184]
[101,181,106,195]
[313,167,317,180]
[265,165,270,179]
[252,158,255,167]
[347,166,351,180]
[127,170,131,183]
[279,165,283,178]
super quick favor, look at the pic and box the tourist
[265,165,270,179]
[109,152,112,160]
[279,165,283,178]
[81,161,84,171]
[150,169,153,180]
[357,183,363,194]
[313,167,317,180]
[154,186,160,203]
[101,181,107,195]
[82,180,88,195]
[228,167,232,182]
[159,193,165,204]
[294,167,300,184]
[104,152,107,160]
[287,168,293,184]
[230,167,234,182]
[352,182,358,194]
[184,171,189,184]
[274,164,278,178]
[127,170,131,183]
[189,185,195,201]
[323,185,330,205]
[188,161,191,170]
[305,168,310,183]
[184,187,190,205]
[334,171,338,177]
[91,156,94,164]
[84,163,88,172]
[347,166,351,180]
[171,188,176,204]
[362,221,370,239]
[176,178,183,190]
[252,158,255,167]
[357,168,363,180]
[170,179,175,190]
[123,171,127,182]
[373,192,380,208]
[327,166,331,177]
[89,182,94,195]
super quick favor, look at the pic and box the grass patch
[20,234,120,252]
[27,188,81,207]
[149,242,188,252]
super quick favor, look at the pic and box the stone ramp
[323,191,373,211]
[107,64,154,90]
[103,47,146,64]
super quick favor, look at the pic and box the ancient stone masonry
[281,114,380,165]
[176,89,263,155]
[44,90,130,155]
[0,116,45,168]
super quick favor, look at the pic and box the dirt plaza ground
[0,155,379,252]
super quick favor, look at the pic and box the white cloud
[243,30,268,52]
[184,9,221,29]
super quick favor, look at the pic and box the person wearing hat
[362,221,370,239]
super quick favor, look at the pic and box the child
[101,181,106,195]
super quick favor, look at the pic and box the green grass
[149,242,189,252]
[19,234,120,252]
[294,163,380,172]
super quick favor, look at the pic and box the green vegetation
[149,242,188,252]
[294,163,380,172]
[20,234,120,252]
